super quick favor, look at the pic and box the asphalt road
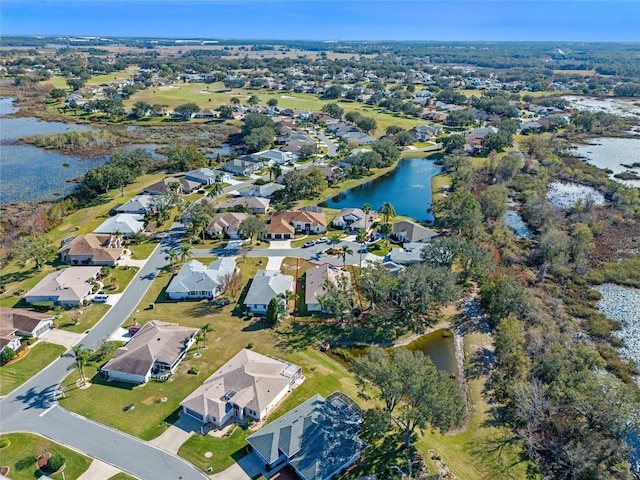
[0,223,208,480]
[313,129,338,157]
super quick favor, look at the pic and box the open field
[0,342,66,396]
[40,75,69,89]
[0,432,92,480]
[86,66,139,86]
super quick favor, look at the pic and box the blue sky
[2,1,639,41]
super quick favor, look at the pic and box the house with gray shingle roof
[185,168,232,185]
[332,208,375,232]
[180,349,301,427]
[216,196,270,214]
[244,270,294,314]
[24,266,101,307]
[93,214,145,237]
[166,258,236,300]
[206,212,250,239]
[113,194,156,215]
[247,392,365,480]
[100,320,198,384]
[305,265,350,312]
[238,183,285,199]
[392,220,438,244]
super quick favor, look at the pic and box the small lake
[320,158,442,223]
[546,181,606,210]
[328,328,457,375]
[573,137,640,188]
[0,98,108,205]
[504,210,533,239]
[563,96,640,119]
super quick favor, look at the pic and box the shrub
[15,455,37,471]
[0,437,10,448]
[32,301,54,312]
[187,367,198,375]
[45,453,65,472]
[22,337,36,346]
[246,343,254,349]
[0,347,17,364]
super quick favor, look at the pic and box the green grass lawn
[128,239,160,260]
[0,433,92,480]
[0,342,66,396]
[107,473,138,480]
[86,66,138,86]
[55,304,111,333]
[102,266,139,293]
[40,75,69,89]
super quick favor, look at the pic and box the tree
[372,140,401,165]
[265,297,279,326]
[267,98,278,107]
[217,104,233,119]
[174,102,200,119]
[199,323,213,348]
[479,184,508,223]
[379,202,396,223]
[437,191,483,239]
[352,347,465,450]
[358,116,377,134]
[322,85,343,100]
[360,408,392,443]
[244,126,275,152]
[221,270,243,301]
[268,164,282,181]
[63,344,92,385]
[281,167,327,200]
[379,222,393,236]
[397,264,461,320]
[191,213,211,241]
[362,203,372,231]
[239,216,266,244]
[154,192,179,226]
[15,237,56,270]
[298,143,318,160]
[395,131,415,146]
[110,148,153,177]
[165,249,180,273]
[166,144,206,172]
[339,244,354,267]
[247,94,260,106]
[495,153,522,182]
[482,131,513,152]
[442,134,466,153]
[179,244,192,263]
[329,233,341,247]
[1,347,16,364]
[230,97,240,105]
[321,103,344,119]
[386,125,404,135]
[317,273,354,321]
[132,101,151,119]
[480,273,529,326]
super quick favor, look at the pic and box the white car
[317,237,328,243]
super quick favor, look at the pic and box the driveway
[41,329,84,349]
[265,256,285,270]
[210,452,265,480]
[77,459,121,480]
[268,240,291,249]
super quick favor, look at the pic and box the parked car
[92,294,109,303]
[128,326,140,336]
[211,298,231,307]
[317,237,328,243]
[302,240,315,248]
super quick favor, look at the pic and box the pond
[0,98,108,205]
[573,137,640,188]
[328,328,457,375]
[319,158,442,223]
[545,181,606,210]
[503,210,533,239]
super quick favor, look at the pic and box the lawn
[55,304,111,333]
[0,433,91,480]
[86,66,139,86]
[40,75,69,89]
[128,239,160,260]
[102,266,139,293]
[107,473,138,480]
[0,342,66,396]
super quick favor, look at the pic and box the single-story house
[185,168,232,185]
[388,246,424,265]
[265,210,326,240]
[318,165,344,184]
[100,320,198,384]
[180,349,302,427]
[392,221,438,244]
[166,258,236,300]
[254,149,296,165]
[247,392,366,480]
[282,138,316,154]
[305,265,350,312]
[206,212,250,239]
[238,183,285,199]
[221,156,264,176]
[332,208,375,232]
[93,214,145,237]
[243,270,294,314]
[144,177,200,196]
[407,124,443,141]
[216,196,270,214]
[0,309,54,354]
[58,234,124,266]
[195,109,219,119]
[113,195,156,215]
[380,261,406,276]
[24,266,101,307]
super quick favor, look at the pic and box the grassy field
[55,303,111,334]
[107,473,138,480]
[0,342,66,396]
[0,433,92,480]
[41,75,69,89]
[86,66,139,86]
[102,266,139,293]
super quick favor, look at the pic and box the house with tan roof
[58,234,124,266]
[216,196,270,214]
[0,309,54,354]
[305,265,350,312]
[24,266,101,307]
[100,320,198,384]
[180,349,302,427]
[144,177,200,196]
[206,212,250,239]
[265,210,326,240]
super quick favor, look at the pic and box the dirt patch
[142,396,156,406]
[204,451,213,458]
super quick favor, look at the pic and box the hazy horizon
[2,1,639,42]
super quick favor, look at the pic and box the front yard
[55,304,111,333]
[0,342,66,396]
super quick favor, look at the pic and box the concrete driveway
[41,329,84,349]
[210,452,265,480]
[77,459,121,480]
[268,240,292,249]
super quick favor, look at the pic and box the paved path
[265,256,285,270]
[0,223,208,480]
[77,458,121,480]
[313,128,338,157]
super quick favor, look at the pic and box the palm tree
[179,244,192,263]
[339,244,354,267]
[209,180,224,198]
[192,213,211,241]
[379,202,396,224]
[329,233,341,247]
[268,165,282,181]
[362,203,371,232]
[199,323,213,348]
[165,249,179,273]
[63,344,91,385]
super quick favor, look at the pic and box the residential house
[380,261,406,277]
[392,221,438,244]
[265,210,326,240]
[100,320,198,384]
[243,270,294,314]
[216,196,270,214]
[206,212,250,239]
[464,126,499,152]
[254,149,296,165]
[180,349,302,427]
[195,109,219,119]
[0,309,54,354]
[318,165,344,185]
[93,214,145,237]
[282,138,316,155]
[221,157,263,176]
[247,392,366,480]
[185,168,232,185]
[166,258,236,300]
[144,177,200,195]
[388,244,424,265]
[24,266,101,307]
[342,131,376,146]
[407,124,443,141]
[58,233,124,266]
[238,183,285,199]
[332,208,375,232]
[305,265,350,312]
[113,195,156,215]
